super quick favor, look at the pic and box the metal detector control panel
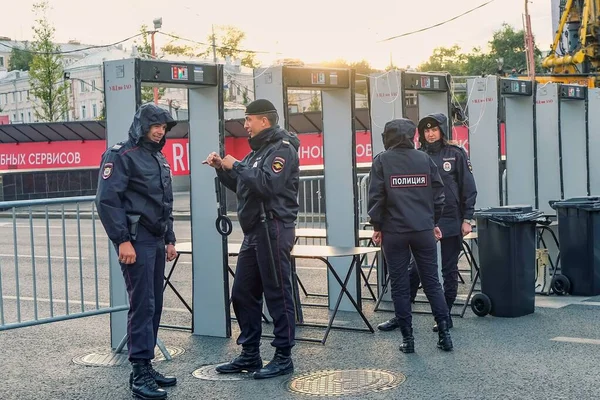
[282,67,350,89]
[403,72,449,92]
[500,79,533,96]
[559,84,587,100]
[139,60,218,86]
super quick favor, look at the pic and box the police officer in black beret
[205,99,301,379]
[368,118,453,353]
[96,103,178,399]
[413,113,477,332]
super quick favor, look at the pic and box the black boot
[436,320,453,352]
[130,361,167,400]
[215,346,262,374]
[377,317,401,332]
[130,363,177,388]
[433,306,453,332]
[399,326,415,353]
[253,347,294,379]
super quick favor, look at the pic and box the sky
[3,0,555,70]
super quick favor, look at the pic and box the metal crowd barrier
[0,196,128,331]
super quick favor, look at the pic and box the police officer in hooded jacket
[414,113,477,332]
[96,103,178,400]
[205,99,301,379]
[368,118,453,353]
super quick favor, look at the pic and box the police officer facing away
[205,99,301,379]
[412,113,477,332]
[96,103,178,400]
[368,118,453,353]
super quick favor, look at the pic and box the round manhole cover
[72,346,185,367]
[287,369,405,397]
[192,361,268,381]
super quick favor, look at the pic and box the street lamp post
[151,17,162,105]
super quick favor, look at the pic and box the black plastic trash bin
[551,196,600,296]
[471,205,543,318]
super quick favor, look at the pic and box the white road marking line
[551,336,600,345]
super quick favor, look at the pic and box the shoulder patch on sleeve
[282,140,290,146]
[102,162,114,179]
[467,158,473,173]
[271,156,285,173]
[110,144,123,151]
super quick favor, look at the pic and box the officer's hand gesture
[166,244,177,262]
[221,155,239,170]
[204,152,223,169]
[461,222,472,237]
[433,227,443,241]
[372,231,382,245]
[118,241,137,265]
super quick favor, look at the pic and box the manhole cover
[192,361,268,381]
[287,369,405,397]
[72,346,185,367]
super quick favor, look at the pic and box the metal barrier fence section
[0,196,128,331]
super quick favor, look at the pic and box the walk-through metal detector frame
[367,70,452,306]
[558,84,589,200]
[253,66,360,314]
[103,58,229,349]
[367,70,452,155]
[589,88,600,194]
[500,78,536,207]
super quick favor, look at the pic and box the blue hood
[128,103,177,148]
[417,113,449,142]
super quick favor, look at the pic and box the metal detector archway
[558,84,589,200]
[500,78,536,207]
[103,58,229,347]
[253,66,360,313]
[589,88,600,194]
[368,70,452,156]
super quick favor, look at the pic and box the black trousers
[119,225,166,361]
[232,219,296,349]
[382,230,449,328]
[409,235,462,308]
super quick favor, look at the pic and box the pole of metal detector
[260,202,280,288]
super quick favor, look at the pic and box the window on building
[12,114,16,122]
[92,104,97,118]
[12,92,16,102]
[81,105,86,119]
[19,91,23,102]
[0,56,4,67]
[80,81,86,93]
[28,111,31,122]
[27,90,30,100]
[20,113,24,122]
[92,80,96,91]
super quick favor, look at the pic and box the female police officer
[96,103,178,399]
[414,113,477,332]
[368,118,453,353]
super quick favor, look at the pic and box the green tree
[134,24,165,103]
[8,42,34,71]
[307,92,321,111]
[417,45,467,75]
[28,1,69,122]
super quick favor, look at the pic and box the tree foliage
[417,24,543,76]
[28,0,69,122]
[9,42,34,71]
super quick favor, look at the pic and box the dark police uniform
[214,99,300,379]
[368,118,453,352]
[411,113,477,331]
[96,103,177,399]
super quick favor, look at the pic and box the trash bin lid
[474,205,543,222]
[550,196,600,210]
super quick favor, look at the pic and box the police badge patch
[271,156,285,173]
[102,163,113,179]
[443,162,452,172]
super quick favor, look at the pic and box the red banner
[0,116,9,125]
[0,126,506,173]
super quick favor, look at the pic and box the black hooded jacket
[217,125,301,233]
[418,113,477,237]
[96,103,177,245]
[368,119,445,233]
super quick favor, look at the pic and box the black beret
[418,117,440,132]
[245,99,278,115]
